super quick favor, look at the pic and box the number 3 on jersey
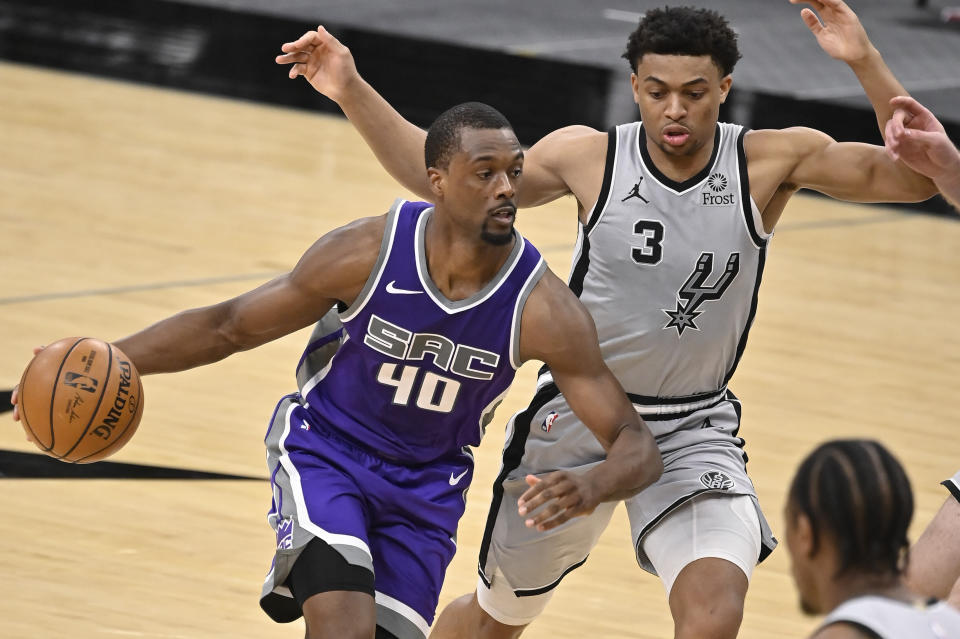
[377,362,461,413]
[632,220,664,265]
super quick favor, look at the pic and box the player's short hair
[622,6,742,76]
[424,102,512,170]
[788,439,913,579]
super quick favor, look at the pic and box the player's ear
[794,511,816,558]
[427,167,445,200]
[719,74,733,103]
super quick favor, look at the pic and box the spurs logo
[663,252,740,335]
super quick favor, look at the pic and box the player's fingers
[525,500,567,530]
[282,30,319,51]
[800,8,824,34]
[288,63,305,79]
[275,52,311,65]
[10,385,18,405]
[518,478,560,516]
[314,25,343,50]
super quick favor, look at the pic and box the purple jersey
[298,198,545,464]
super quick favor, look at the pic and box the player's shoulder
[744,127,835,162]
[521,270,595,352]
[295,211,390,285]
[531,125,608,156]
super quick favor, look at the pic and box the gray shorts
[477,386,776,605]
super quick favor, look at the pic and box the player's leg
[288,538,377,639]
[431,591,523,639]
[906,473,960,600]
[642,493,760,639]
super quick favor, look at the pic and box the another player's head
[425,102,522,246]
[623,7,741,158]
[785,439,913,616]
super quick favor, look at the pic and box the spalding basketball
[18,337,144,463]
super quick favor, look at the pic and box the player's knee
[475,611,526,639]
[303,614,376,639]
[671,585,744,639]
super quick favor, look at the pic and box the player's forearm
[935,171,960,210]
[847,47,908,139]
[114,305,242,375]
[582,423,662,502]
[336,77,432,200]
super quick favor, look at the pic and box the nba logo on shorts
[276,517,295,549]
[541,411,559,433]
[700,471,735,490]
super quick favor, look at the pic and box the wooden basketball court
[2,60,958,638]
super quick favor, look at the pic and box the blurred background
[1,0,958,210]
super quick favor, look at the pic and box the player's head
[785,439,913,615]
[623,7,741,158]
[425,102,523,247]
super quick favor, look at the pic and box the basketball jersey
[821,596,960,638]
[545,121,770,416]
[297,198,546,464]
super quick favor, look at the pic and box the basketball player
[873,97,960,608]
[11,103,663,639]
[275,2,938,637]
[884,95,960,210]
[785,439,960,638]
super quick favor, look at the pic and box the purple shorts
[259,395,474,639]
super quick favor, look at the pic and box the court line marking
[0,211,942,307]
[0,271,283,306]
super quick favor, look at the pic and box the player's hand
[885,96,960,182]
[275,26,360,103]
[791,0,874,64]
[517,472,598,532]
[12,346,45,444]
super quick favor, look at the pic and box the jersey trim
[722,246,766,387]
[736,128,769,248]
[637,123,721,194]
[568,127,617,298]
[943,474,960,505]
[509,258,547,369]
[535,369,727,418]
[514,556,589,597]
[414,209,527,314]
[340,198,404,322]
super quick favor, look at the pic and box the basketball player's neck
[644,131,715,184]
[423,212,514,302]
[824,572,914,611]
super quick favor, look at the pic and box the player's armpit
[520,126,607,209]
[769,127,938,203]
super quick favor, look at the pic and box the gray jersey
[543,121,770,416]
[821,596,960,638]
[477,123,779,590]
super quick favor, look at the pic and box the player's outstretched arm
[276,27,433,200]
[791,0,906,135]
[113,215,384,375]
[515,271,663,532]
[885,96,960,210]
[276,26,582,210]
[748,126,938,205]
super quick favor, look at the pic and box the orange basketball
[18,337,144,463]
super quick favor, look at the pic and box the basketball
[18,337,144,463]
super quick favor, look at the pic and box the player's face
[630,54,732,158]
[784,503,821,616]
[437,127,524,246]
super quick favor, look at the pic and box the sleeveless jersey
[549,121,770,416]
[821,596,960,638]
[297,199,546,464]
